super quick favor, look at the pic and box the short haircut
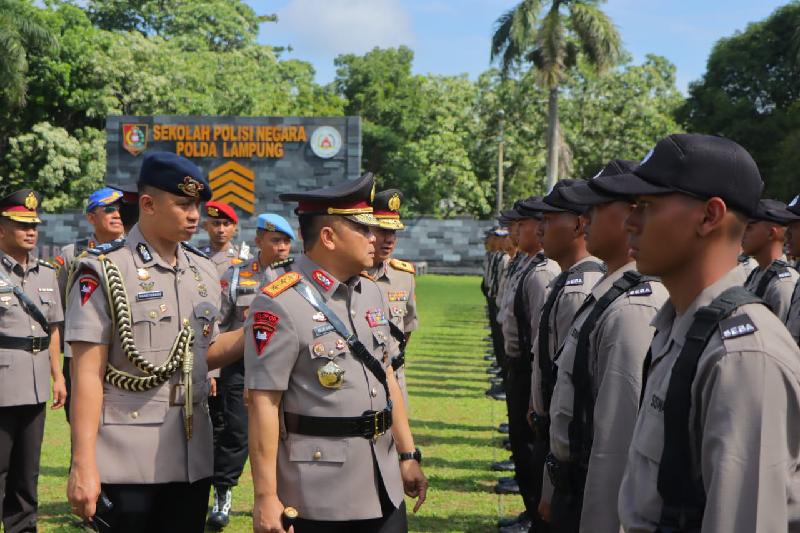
[728,209,748,241]
[298,214,338,250]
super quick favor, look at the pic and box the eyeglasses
[101,205,120,214]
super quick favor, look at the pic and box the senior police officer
[740,199,799,321]
[365,189,418,403]
[496,197,560,533]
[245,173,427,532]
[526,180,605,525]
[65,152,245,532]
[596,134,800,533]
[55,186,126,421]
[0,189,66,533]
[207,213,296,530]
[202,201,250,277]
[546,161,668,533]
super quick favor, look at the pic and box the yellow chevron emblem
[209,161,256,214]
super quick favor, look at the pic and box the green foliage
[2,122,105,211]
[678,3,800,199]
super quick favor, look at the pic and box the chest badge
[136,243,153,263]
[137,268,150,281]
[197,284,208,297]
[139,281,155,291]
[365,308,388,327]
[189,265,202,282]
[335,338,347,351]
[387,291,408,302]
[312,311,327,322]
[317,360,345,389]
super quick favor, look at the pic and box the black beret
[137,152,211,201]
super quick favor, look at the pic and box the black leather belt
[284,408,393,440]
[0,336,50,352]
[391,354,405,371]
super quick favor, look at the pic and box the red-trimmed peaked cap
[279,172,380,227]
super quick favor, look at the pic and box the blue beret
[86,187,124,213]
[137,152,211,201]
[257,213,295,240]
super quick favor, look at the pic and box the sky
[247,0,790,93]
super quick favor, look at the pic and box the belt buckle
[30,337,43,352]
[372,410,387,442]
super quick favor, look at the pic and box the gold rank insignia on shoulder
[262,271,301,298]
[389,258,415,274]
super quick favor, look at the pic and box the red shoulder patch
[252,311,280,356]
[78,269,99,305]
[53,256,65,267]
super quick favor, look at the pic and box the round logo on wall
[310,126,342,159]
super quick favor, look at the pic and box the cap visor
[561,181,617,206]
[344,213,381,227]
[590,172,675,197]
[524,198,567,213]
[377,218,405,230]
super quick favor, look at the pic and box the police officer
[365,189,418,403]
[495,197,560,532]
[202,201,250,277]
[599,134,800,532]
[740,199,799,321]
[546,161,668,533]
[207,213,296,530]
[54,187,126,421]
[784,196,800,343]
[245,173,427,532]
[65,152,244,531]
[526,180,605,524]
[0,189,66,533]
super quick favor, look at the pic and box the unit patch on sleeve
[78,271,99,305]
[719,314,758,340]
[628,283,653,296]
[253,311,280,356]
[565,273,584,286]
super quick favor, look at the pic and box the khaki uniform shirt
[0,251,62,407]
[219,253,279,333]
[65,224,220,484]
[57,236,102,358]
[244,255,403,521]
[547,262,667,533]
[530,256,604,416]
[203,243,248,278]
[618,267,800,532]
[737,254,757,279]
[743,255,798,322]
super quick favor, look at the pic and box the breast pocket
[131,305,174,352]
[287,435,348,465]
[308,332,349,360]
[0,296,20,329]
[192,301,218,350]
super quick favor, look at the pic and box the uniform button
[350,310,355,316]
[313,450,322,460]
[131,411,139,419]
[149,311,157,319]
[31,325,36,330]
[371,387,378,397]
[328,350,335,356]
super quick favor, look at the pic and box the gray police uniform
[65,225,219,495]
[743,254,798,321]
[244,255,403,521]
[548,262,667,533]
[0,251,62,532]
[618,267,800,532]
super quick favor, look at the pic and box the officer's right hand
[253,495,293,533]
[68,462,101,521]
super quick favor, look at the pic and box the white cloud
[277,0,414,56]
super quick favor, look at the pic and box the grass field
[35,274,523,532]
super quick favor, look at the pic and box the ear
[318,224,337,251]
[139,193,157,217]
[574,214,588,237]
[697,197,727,237]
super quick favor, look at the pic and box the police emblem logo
[79,274,99,305]
[388,193,401,212]
[207,207,219,217]
[122,124,148,156]
[318,360,345,389]
[177,176,204,198]
[137,243,153,263]
[137,268,150,281]
[24,192,38,210]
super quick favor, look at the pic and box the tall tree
[491,0,621,189]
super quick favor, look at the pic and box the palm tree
[492,0,621,189]
[0,0,57,109]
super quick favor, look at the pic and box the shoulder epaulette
[53,255,65,267]
[86,238,126,256]
[270,257,294,269]
[389,258,415,274]
[262,271,301,298]
[37,258,57,269]
[181,241,209,259]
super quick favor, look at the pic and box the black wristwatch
[399,447,422,464]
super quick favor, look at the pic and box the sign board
[106,116,361,218]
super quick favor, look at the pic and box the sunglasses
[100,205,120,214]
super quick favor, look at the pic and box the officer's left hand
[209,377,217,397]
[51,376,67,409]
[400,460,428,513]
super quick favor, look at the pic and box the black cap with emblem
[588,134,763,216]
[373,189,405,230]
[749,199,800,226]
[279,172,380,227]
[559,160,637,206]
[137,151,212,202]
[0,189,43,224]
[515,196,545,219]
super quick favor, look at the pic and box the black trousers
[486,299,507,370]
[96,478,211,533]
[63,354,72,423]
[506,356,547,524]
[550,483,582,533]
[0,403,46,533]
[293,501,407,533]
[212,361,249,488]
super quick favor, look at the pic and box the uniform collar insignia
[136,242,153,263]
[312,269,335,291]
[1,256,12,269]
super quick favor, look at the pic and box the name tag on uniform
[779,269,792,279]
[313,324,335,337]
[719,314,758,339]
[629,283,652,296]
[38,287,54,292]
[136,290,163,301]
